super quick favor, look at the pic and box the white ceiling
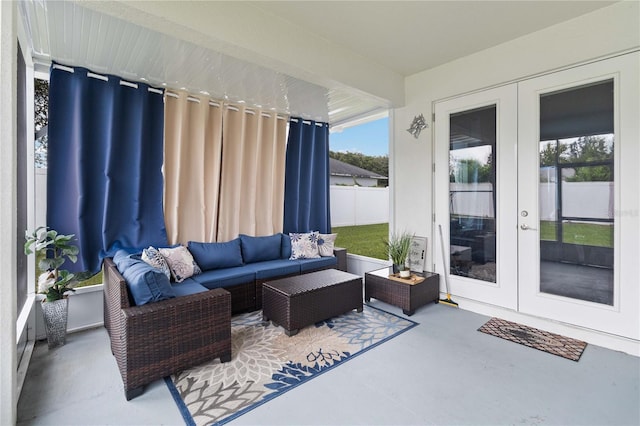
[250,1,616,77]
[18,0,616,126]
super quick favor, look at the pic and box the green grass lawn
[332,223,389,260]
[540,221,613,247]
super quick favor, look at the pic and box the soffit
[18,1,616,127]
[19,0,390,125]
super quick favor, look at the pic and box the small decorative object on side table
[365,266,439,316]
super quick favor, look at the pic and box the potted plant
[24,226,89,348]
[384,231,413,277]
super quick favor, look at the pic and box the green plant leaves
[24,226,85,300]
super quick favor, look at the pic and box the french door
[518,53,639,339]
[434,85,518,310]
[435,53,639,339]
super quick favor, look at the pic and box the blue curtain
[48,64,168,273]
[283,118,331,234]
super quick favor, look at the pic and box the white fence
[35,169,47,227]
[330,185,389,227]
[450,182,613,221]
[36,173,389,229]
[36,173,612,230]
[540,182,613,220]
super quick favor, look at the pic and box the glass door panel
[449,106,496,283]
[538,81,614,305]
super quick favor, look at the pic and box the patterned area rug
[478,317,587,361]
[165,305,417,425]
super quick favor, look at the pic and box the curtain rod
[47,63,291,117]
[54,64,160,96]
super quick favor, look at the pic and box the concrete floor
[18,301,640,426]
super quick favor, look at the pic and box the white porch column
[0,1,18,425]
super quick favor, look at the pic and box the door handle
[520,224,538,231]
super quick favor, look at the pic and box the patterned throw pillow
[158,245,202,283]
[317,233,337,257]
[141,246,171,280]
[289,232,321,260]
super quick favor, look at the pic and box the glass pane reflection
[449,106,496,283]
[539,80,614,305]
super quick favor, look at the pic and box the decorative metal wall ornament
[407,113,428,139]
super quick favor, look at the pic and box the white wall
[392,1,640,271]
[330,185,389,227]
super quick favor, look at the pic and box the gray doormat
[478,317,587,361]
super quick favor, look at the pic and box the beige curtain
[163,92,223,244]
[217,105,288,241]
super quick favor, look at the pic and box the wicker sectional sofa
[103,232,346,399]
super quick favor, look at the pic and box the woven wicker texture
[365,270,439,316]
[103,258,232,400]
[262,269,363,335]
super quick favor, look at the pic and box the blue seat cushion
[171,278,209,297]
[280,233,292,259]
[188,238,243,271]
[112,250,176,306]
[242,259,301,280]
[296,256,337,272]
[240,234,282,263]
[192,267,256,290]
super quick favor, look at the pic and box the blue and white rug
[166,305,417,425]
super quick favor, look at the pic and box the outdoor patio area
[4,3,639,426]
[17,300,639,425]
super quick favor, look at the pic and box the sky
[329,117,389,157]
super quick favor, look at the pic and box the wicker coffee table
[262,269,363,336]
[365,266,439,316]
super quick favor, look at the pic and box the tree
[35,79,49,132]
[329,151,389,181]
[539,135,613,182]
[450,156,492,183]
[35,79,49,168]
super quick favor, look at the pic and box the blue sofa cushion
[193,267,256,290]
[296,256,338,272]
[280,233,292,259]
[172,278,209,297]
[240,234,281,264]
[242,259,301,280]
[113,250,176,306]
[188,238,243,271]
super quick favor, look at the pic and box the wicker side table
[262,269,363,336]
[365,266,439,316]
